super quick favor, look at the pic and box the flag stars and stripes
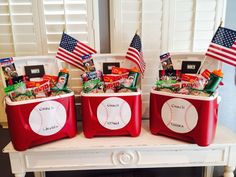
[212,27,236,48]
[125,33,146,75]
[130,35,142,52]
[59,34,78,52]
[206,27,236,67]
[56,32,97,70]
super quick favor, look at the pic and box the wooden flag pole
[197,56,207,74]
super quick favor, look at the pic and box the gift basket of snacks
[150,52,222,146]
[1,56,77,151]
[81,54,142,138]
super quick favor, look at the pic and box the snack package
[4,82,26,96]
[33,80,50,98]
[201,69,211,80]
[111,67,129,74]
[122,71,139,88]
[43,75,58,88]
[82,71,97,81]
[81,70,103,82]
[6,75,27,86]
[155,80,177,88]
[4,82,35,101]
[191,77,207,90]
[181,74,198,82]
[55,68,69,90]
[159,70,181,80]
[160,52,173,70]
[181,74,207,90]
[104,80,120,93]
[83,78,100,93]
[13,90,35,101]
[25,80,45,89]
[103,73,129,83]
[0,57,18,86]
[82,55,96,72]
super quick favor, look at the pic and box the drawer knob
[119,152,132,164]
[112,151,139,166]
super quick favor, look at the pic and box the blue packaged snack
[82,55,96,72]
[160,52,173,70]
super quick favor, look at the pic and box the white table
[3,120,236,177]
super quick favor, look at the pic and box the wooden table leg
[204,166,214,177]
[224,166,235,177]
[34,171,46,177]
[14,173,26,177]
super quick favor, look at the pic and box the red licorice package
[181,74,198,82]
[25,80,47,88]
[103,73,129,83]
[111,67,129,74]
[104,80,121,92]
[43,75,58,88]
[33,80,50,98]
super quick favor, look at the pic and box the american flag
[56,32,97,70]
[125,33,146,75]
[206,27,236,67]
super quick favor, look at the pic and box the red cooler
[5,92,77,151]
[82,91,142,138]
[150,89,219,146]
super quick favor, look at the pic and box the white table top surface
[3,120,236,153]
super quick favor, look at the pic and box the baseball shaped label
[97,97,131,130]
[161,98,198,133]
[29,101,67,136]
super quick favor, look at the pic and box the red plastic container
[81,91,142,138]
[150,89,219,146]
[5,92,77,151]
